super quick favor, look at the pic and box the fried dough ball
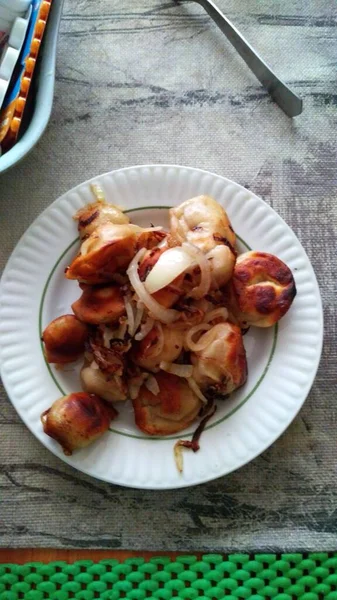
[191,322,247,399]
[72,284,125,325]
[132,326,184,372]
[74,200,129,240]
[169,195,236,253]
[133,372,202,435]
[81,363,127,402]
[41,392,117,455]
[231,251,297,327]
[42,315,89,364]
[207,244,236,289]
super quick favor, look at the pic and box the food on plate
[133,372,202,435]
[41,393,117,455]
[42,315,89,364]
[65,223,146,284]
[41,187,296,468]
[81,362,128,403]
[191,323,248,400]
[72,284,125,324]
[75,185,130,239]
[169,195,236,253]
[132,325,184,373]
[230,251,297,328]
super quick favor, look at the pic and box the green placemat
[1,553,337,600]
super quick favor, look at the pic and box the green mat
[1,553,337,600]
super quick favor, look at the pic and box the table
[0,0,336,553]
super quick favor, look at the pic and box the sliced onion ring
[144,246,195,295]
[127,249,179,324]
[204,307,229,323]
[184,323,212,352]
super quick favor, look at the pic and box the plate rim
[0,164,324,489]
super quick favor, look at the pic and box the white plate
[0,165,323,489]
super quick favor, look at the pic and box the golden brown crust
[66,224,167,284]
[133,372,202,435]
[41,393,117,455]
[72,285,125,325]
[191,322,247,398]
[42,315,89,364]
[231,251,296,327]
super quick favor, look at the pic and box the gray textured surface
[0,0,336,551]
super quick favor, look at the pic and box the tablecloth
[0,0,336,551]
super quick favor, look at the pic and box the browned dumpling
[74,200,130,240]
[41,393,117,455]
[133,372,202,435]
[65,223,142,284]
[65,223,166,284]
[169,195,236,253]
[81,363,127,402]
[72,284,125,325]
[231,251,297,327]
[132,326,184,372]
[207,244,236,289]
[191,322,247,399]
[42,315,89,364]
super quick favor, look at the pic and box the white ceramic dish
[0,165,323,489]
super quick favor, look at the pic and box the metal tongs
[178,0,303,117]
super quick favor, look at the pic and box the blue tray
[0,0,64,175]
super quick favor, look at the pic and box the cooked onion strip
[91,183,105,202]
[150,322,164,358]
[135,317,155,341]
[174,443,184,473]
[124,297,135,336]
[145,375,160,396]
[133,302,145,336]
[160,362,194,378]
[187,378,208,404]
[116,320,127,340]
[102,325,115,348]
[204,307,229,323]
[184,324,212,352]
[182,243,211,299]
[127,249,179,324]
[144,246,195,294]
[141,226,164,233]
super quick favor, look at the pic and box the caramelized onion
[127,249,179,324]
[204,307,229,323]
[160,362,194,378]
[135,317,155,341]
[124,297,135,336]
[184,323,212,352]
[182,243,211,299]
[144,246,195,294]
[187,378,208,404]
[145,375,160,396]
